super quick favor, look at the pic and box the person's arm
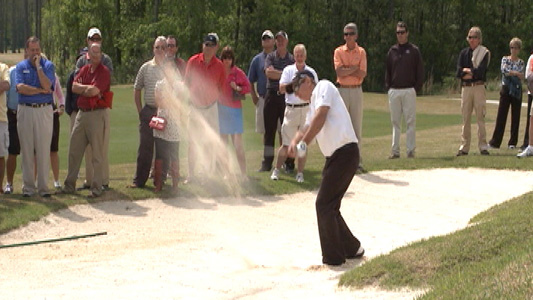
[35,56,53,93]
[73,82,100,97]
[279,67,290,94]
[384,50,392,91]
[288,106,329,156]
[134,89,142,114]
[265,66,282,80]
[0,79,9,93]
[415,48,425,93]
[247,57,259,105]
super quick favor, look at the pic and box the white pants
[388,88,416,155]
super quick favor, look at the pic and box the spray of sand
[157,63,246,196]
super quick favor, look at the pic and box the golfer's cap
[275,31,288,40]
[290,69,316,91]
[87,28,102,38]
[262,30,274,39]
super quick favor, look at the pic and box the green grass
[339,193,533,299]
[1,86,533,298]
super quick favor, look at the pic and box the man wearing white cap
[75,27,113,191]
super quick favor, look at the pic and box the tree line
[2,0,533,93]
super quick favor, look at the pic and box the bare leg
[231,134,247,175]
[50,151,59,182]
[6,154,17,185]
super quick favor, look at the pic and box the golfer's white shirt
[305,80,358,157]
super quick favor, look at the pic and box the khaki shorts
[281,105,309,146]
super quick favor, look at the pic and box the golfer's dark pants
[522,94,532,148]
[489,86,522,148]
[133,105,157,187]
[316,142,361,265]
[262,89,286,169]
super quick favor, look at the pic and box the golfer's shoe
[270,168,280,180]
[517,146,533,158]
[347,246,365,259]
[54,181,62,190]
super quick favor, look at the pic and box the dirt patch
[1,168,532,299]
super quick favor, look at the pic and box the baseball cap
[87,28,102,38]
[203,33,219,45]
[275,31,288,39]
[262,30,274,39]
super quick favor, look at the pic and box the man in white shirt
[287,70,364,266]
[270,44,317,183]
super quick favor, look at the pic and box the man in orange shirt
[333,23,367,173]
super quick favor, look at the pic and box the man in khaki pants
[75,27,113,190]
[456,26,490,156]
[333,22,367,173]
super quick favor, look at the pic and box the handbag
[149,116,166,131]
[233,89,245,101]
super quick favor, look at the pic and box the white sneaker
[4,183,12,194]
[517,146,533,158]
[296,172,304,183]
[54,181,62,189]
[270,168,280,180]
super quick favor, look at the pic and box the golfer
[287,70,364,266]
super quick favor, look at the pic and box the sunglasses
[262,36,272,41]
[343,32,356,36]
[396,31,406,35]
[467,36,479,40]
[89,37,102,42]
[154,45,167,50]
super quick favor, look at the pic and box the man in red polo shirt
[63,43,111,197]
[184,32,225,183]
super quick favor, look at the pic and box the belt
[79,107,105,112]
[22,102,52,108]
[286,103,309,108]
[339,84,361,88]
[462,81,484,87]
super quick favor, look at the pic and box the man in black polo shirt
[260,31,295,172]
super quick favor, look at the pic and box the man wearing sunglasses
[456,26,490,157]
[385,21,424,159]
[166,35,186,77]
[333,23,367,174]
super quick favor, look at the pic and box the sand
[1,168,532,300]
